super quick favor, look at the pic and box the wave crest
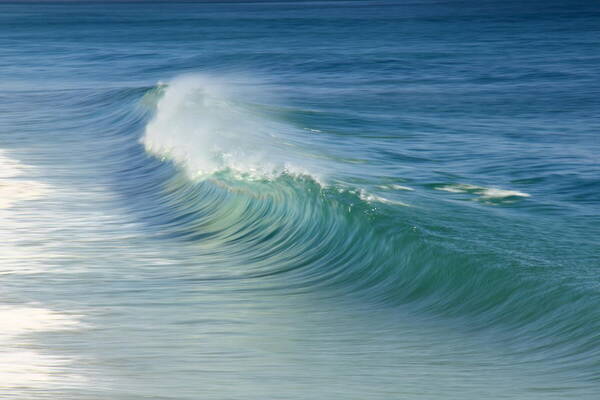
[142,75,323,182]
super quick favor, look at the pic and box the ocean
[1,1,599,398]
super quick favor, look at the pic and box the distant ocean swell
[70,74,599,381]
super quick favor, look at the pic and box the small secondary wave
[433,183,530,203]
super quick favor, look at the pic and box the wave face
[2,1,600,399]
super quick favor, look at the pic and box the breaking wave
[76,74,599,383]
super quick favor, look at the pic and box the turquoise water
[1,1,599,398]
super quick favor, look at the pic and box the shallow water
[1,1,599,398]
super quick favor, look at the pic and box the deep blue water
[1,1,599,399]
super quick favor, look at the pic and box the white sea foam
[479,188,530,199]
[377,184,414,191]
[358,189,410,207]
[0,150,49,208]
[0,151,87,386]
[0,149,29,178]
[0,305,84,389]
[0,180,48,209]
[435,183,529,201]
[142,75,324,183]
[0,150,62,275]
